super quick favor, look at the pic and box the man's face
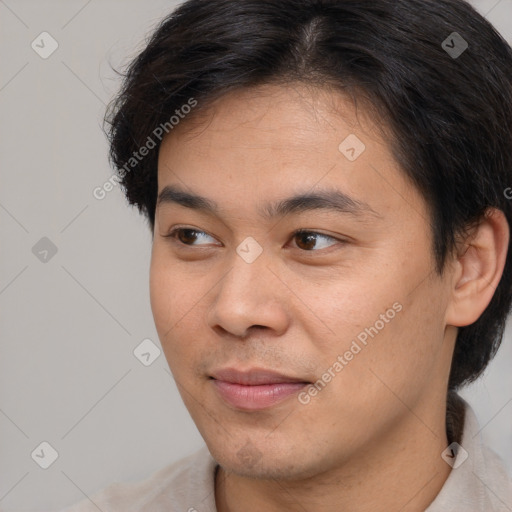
[150,84,455,479]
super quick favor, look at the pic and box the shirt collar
[426,397,511,511]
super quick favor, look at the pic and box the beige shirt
[61,402,512,511]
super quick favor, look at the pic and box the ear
[445,208,509,327]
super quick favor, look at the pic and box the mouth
[209,367,311,410]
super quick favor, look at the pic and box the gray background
[0,0,511,510]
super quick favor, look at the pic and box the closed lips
[210,368,310,385]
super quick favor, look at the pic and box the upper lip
[210,367,309,385]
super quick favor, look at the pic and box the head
[106,0,512,479]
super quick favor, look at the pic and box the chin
[208,437,328,481]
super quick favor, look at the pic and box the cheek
[149,250,192,347]
[149,246,196,324]
[331,283,447,411]
[149,254,172,331]
[149,247,212,371]
[312,270,402,350]
[314,262,446,391]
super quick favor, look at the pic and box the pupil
[180,229,197,244]
[298,232,316,250]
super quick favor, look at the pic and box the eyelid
[289,229,345,251]
[164,226,221,245]
[291,229,338,241]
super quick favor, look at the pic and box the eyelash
[163,227,345,252]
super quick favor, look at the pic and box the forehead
[156,83,427,225]
[164,83,382,149]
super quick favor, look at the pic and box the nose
[206,251,291,339]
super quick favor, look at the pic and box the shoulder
[427,398,512,511]
[480,444,512,511]
[59,445,218,512]
[466,402,512,511]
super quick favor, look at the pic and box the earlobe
[445,208,509,327]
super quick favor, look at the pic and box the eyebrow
[156,184,380,220]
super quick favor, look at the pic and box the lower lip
[211,379,308,410]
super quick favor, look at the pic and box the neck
[215,398,457,512]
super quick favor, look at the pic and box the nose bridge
[222,245,273,306]
[208,244,290,336]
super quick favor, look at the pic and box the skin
[149,83,509,512]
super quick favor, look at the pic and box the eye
[165,227,219,246]
[164,227,343,252]
[290,230,341,251]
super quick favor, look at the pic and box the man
[63,0,512,510]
